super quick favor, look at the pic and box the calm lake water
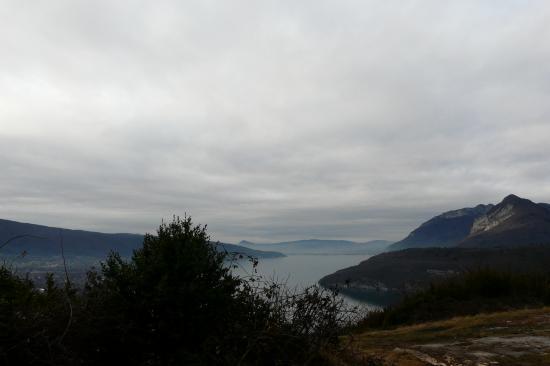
[232,254,382,311]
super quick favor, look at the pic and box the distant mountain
[0,219,284,259]
[389,195,550,251]
[239,239,393,255]
[216,243,285,258]
[459,194,550,248]
[388,204,493,251]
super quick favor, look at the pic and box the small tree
[68,216,355,365]
[75,216,244,365]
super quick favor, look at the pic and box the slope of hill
[0,219,284,258]
[216,242,285,258]
[320,246,550,295]
[239,239,393,255]
[0,218,143,256]
[539,202,550,212]
[389,204,493,251]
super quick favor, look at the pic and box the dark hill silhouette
[0,219,284,258]
[0,219,143,256]
[216,242,285,258]
[320,246,550,295]
[539,202,550,212]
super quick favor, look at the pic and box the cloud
[1,0,550,242]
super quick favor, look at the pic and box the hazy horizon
[2,1,550,243]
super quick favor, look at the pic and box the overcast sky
[1,1,550,243]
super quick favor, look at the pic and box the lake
[232,253,382,311]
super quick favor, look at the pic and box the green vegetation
[359,269,550,329]
[0,216,355,365]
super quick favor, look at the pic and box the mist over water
[232,254,381,310]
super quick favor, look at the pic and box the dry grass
[339,307,550,365]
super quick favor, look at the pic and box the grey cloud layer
[1,1,550,242]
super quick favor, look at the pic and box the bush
[73,216,244,364]
[0,267,76,365]
[358,269,550,329]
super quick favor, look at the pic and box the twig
[57,229,73,344]
[59,230,71,287]
[0,234,46,251]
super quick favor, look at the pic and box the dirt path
[341,307,550,365]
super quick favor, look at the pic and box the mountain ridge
[0,218,143,256]
[389,194,550,251]
[0,218,284,258]
[239,238,393,255]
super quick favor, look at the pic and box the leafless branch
[0,234,46,251]
[57,229,73,345]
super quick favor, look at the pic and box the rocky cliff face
[470,204,515,234]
